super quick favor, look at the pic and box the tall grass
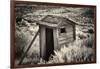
[47,39,94,64]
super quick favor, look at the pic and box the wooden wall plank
[58,38,74,45]
[39,26,46,59]
[53,29,58,50]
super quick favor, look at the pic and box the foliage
[15,30,28,60]
[88,28,94,34]
[47,39,94,64]
[78,33,87,39]
[81,8,94,18]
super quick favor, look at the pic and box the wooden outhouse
[38,15,76,61]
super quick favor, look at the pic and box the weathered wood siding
[57,23,74,45]
[39,26,46,59]
[53,29,59,50]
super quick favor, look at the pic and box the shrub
[84,35,94,48]
[30,52,40,64]
[88,28,94,34]
[78,33,87,39]
[15,30,28,60]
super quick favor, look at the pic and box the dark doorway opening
[45,28,54,61]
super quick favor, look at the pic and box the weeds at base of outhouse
[26,39,94,64]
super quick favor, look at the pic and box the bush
[15,31,28,60]
[88,28,94,34]
[84,35,94,48]
[78,33,87,39]
[82,8,94,18]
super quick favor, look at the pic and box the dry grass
[47,39,94,64]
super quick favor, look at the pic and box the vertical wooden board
[39,26,46,59]
[53,29,59,50]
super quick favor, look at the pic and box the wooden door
[45,28,54,61]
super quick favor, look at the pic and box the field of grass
[15,4,95,65]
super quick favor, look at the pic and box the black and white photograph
[12,1,96,67]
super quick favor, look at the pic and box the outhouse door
[45,28,54,61]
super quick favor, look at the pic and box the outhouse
[37,15,76,61]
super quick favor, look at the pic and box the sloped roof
[38,15,76,28]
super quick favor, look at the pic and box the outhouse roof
[38,15,76,28]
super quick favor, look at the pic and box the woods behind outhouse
[38,15,76,61]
